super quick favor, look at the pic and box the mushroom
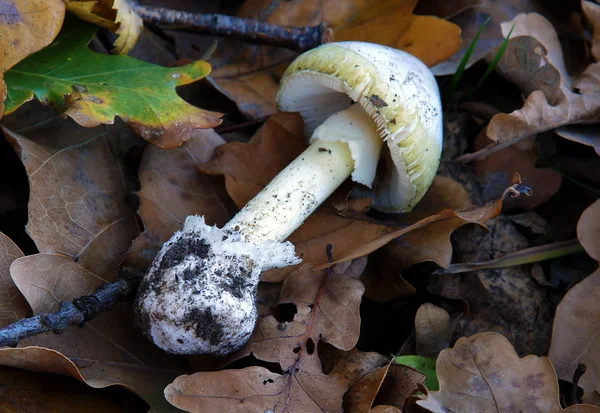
[133,42,443,356]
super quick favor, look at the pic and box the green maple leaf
[4,17,221,148]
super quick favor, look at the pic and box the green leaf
[4,17,222,148]
[393,355,439,391]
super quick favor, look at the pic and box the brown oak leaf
[2,103,141,280]
[417,332,600,413]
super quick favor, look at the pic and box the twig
[570,363,587,405]
[130,2,330,52]
[0,268,144,348]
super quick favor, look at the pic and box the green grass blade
[475,23,515,90]
[435,239,584,275]
[447,17,490,98]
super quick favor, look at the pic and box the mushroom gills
[223,103,382,243]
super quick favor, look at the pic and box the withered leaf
[415,303,452,359]
[125,128,230,268]
[374,363,427,411]
[231,264,364,371]
[0,348,183,413]
[166,361,347,413]
[2,253,184,412]
[0,232,29,328]
[479,13,600,158]
[344,364,390,413]
[549,200,600,404]
[578,199,600,261]
[208,0,461,118]
[2,103,140,280]
[417,332,599,413]
[473,130,562,209]
[0,365,132,413]
[549,269,600,405]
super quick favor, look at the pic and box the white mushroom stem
[220,140,353,243]
[218,103,382,243]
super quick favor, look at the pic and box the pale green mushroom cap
[276,42,443,212]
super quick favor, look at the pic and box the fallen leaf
[392,356,438,391]
[417,332,600,413]
[4,17,222,148]
[0,232,29,328]
[0,348,183,413]
[231,264,365,371]
[371,407,402,413]
[549,200,600,404]
[2,253,185,412]
[555,125,600,156]
[0,364,134,413]
[327,348,391,389]
[418,0,543,76]
[369,176,473,272]
[166,361,347,413]
[578,199,600,261]
[198,112,306,209]
[374,363,427,411]
[549,269,600,405]
[208,0,461,118]
[344,364,391,413]
[2,103,140,281]
[433,214,555,356]
[360,249,417,304]
[584,0,600,61]
[65,0,143,54]
[466,13,600,161]
[0,0,65,116]
[124,128,230,268]
[473,130,562,209]
[415,303,452,358]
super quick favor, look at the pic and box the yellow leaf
[64,0,143,54]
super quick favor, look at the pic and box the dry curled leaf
[473,130,562,209]
[208,0,461,118]
[415,303,452,359]
[418,0,544,76]
[0,232,29,328]
[232,264,365,371]
[479,13,600,158]
[549,200,600,404]
[2,103,140,280]
[0,253,184,412]
[0,348,183,413]
[0,0,65,116]
[166,361,347,413]
[65,0,143,54]
[0,365,132,413]
[124,129,230,269]
[418,332,600,413]
[374,363,427,411]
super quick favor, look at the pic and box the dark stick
[570,363,587,405]
[0,268,144,348]
[130,3,330,52]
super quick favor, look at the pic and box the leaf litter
[0,1,599,412]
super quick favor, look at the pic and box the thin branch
[130,2,331,52]
[0,268,144,348]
